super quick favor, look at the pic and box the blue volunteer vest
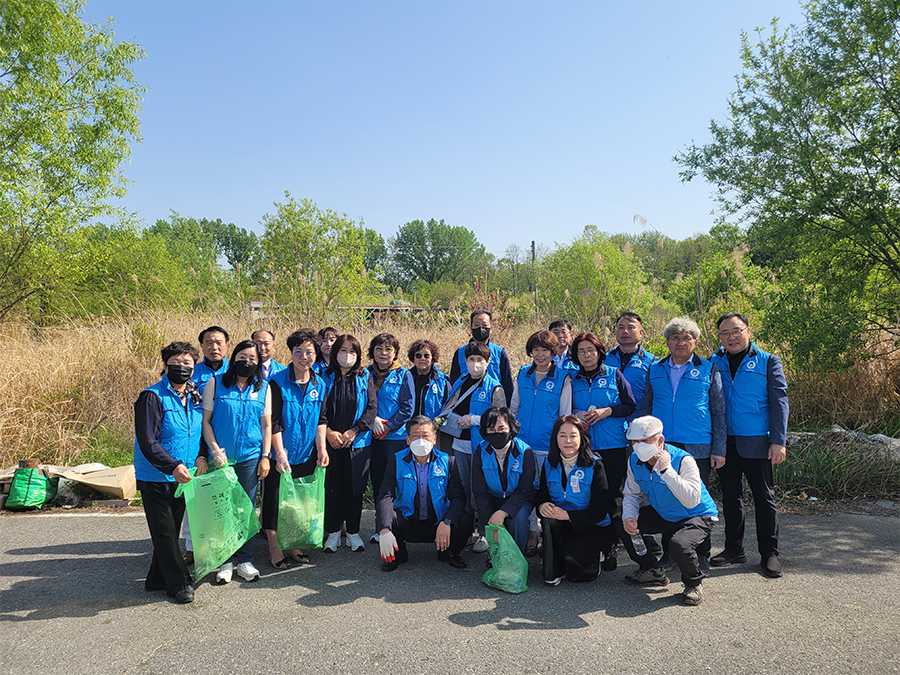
[629,444,718,521]
[455,341,504,384]
[710,344,771,437]
[605,347,656,421]
[648,356,713,444]
[209,374,267,463]
[263,359,286,382]
[572,365,628,450]
[370,365,410,441]
[554,351,579,373]
[325,370,373,448]
[477,437,530,498]
[417,368,449,420]
[272,368,326,465]
[393,449,451,521]
[445,373,502,452]
[543,458,611,527]
[516,364,569,453]
[191,359,228,394]
[133,377,203,482]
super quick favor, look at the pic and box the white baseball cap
[626,416,664,441]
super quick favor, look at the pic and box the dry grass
[0,311,546,467]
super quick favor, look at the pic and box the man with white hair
[619,416,718,606]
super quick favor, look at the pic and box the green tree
[362,228,387,280]
[0,0,144,321]
[385,219,489,290]
[675,0,900,357]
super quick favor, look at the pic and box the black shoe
[381,559,399,572]
[710,547,747,566]
[762,554,783,578]
[601,547,618,572]
[438,551,467,569]
[171,586,194,604]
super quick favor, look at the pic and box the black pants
[325,448,365,534]
[139,481,192,596]
[619,505,715,588]
[717,437,779,556]
[370,438,407,507]
[664,443,712,558]
[260,454,317,531]
[542,518,610,582]
[597,447,628,550]
[392,509,474,560]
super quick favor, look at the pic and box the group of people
[134,309,788,606]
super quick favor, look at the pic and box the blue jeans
[232,458,261,564]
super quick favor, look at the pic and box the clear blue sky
[85,0,808,258]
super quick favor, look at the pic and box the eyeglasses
[667,335,696,344]
[718,327,747,339]
[414,352,432,359]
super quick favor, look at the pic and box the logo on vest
[432,465,445,477]
[250,391,259,400]
[545,381,555,391]
[598,379,607,387]
[747,361,756,369]
[690,368,700,377]
[512,459,519,470]
[478,391,486,400]
[310,389,319,400]
[432,383,439,394]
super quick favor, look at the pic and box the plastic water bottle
[631,532,648,556]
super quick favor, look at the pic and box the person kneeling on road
[620,416,718,606]
[376,415,474,572]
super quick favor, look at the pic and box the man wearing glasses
[709,312,789,578]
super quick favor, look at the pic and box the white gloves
[379,531,398,561]
[373,417,386,437]
[211,450,227,468]
[275,451,290,474]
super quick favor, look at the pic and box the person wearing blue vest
[536,415,614,585]
[471,407,536,554]
[620,416,718,606]
[549,318,579,373]
[511,330,573,556]
[709,312,789,578]
[376,416,473,572]
[405,338,450,422]
[449,310,515,404]
[263,329,330,569]
[605,312,657,422]
[570,331,636,571]
[252,329,286,382]
[437,341,506,550]
[192,325,230,393]
[134,341,204,604]
[367,333,414,542]
[642,316,725,573]
[312,326,338,378]
[202,339,272,584]
[323,334,377,553]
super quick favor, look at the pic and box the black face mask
[485,431,510,450]
[472,326,490,342]
[167,364,193,385]
[234,361,257,379]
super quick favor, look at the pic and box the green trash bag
[5,468,59,510]
[277,466,325,551]
[175,464,260,582]
[482,524,529,594]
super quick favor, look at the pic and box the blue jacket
[478,437,531,499]
[443,373,503,452]
[271,367,326,465]
[209,374,268,464]
[325,370,373,449]
[369,365,414,440]
[393,448,451,522]
[554,351,579,373]
[451,339,514,403]
[605,346,656,421]
[455,341,504,383]
[542,458,611,528]
[407,367,449,420]
[629,444,718,521]
[710,343,789,458]
[133,377,203,482]
[572,364,629,450]
[262,359,286,382]
[191,359,228,394]
[516,363,570,453]
[647,355,714,445]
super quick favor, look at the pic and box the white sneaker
[323,532,341,552]
[544,576,563,586]
[370,532,380,543]
[472,536,489,553]
[216,562,233,584]
[347,533,365,552]
[235,562,260,582]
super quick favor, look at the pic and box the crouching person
[376,415,474,572]
[620,416,718,606]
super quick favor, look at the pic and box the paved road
[0,508,897,675]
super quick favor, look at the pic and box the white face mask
[632,440,660,463]
[337,352,357,368]
[410,438,433,457]
[466,359,487,378]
